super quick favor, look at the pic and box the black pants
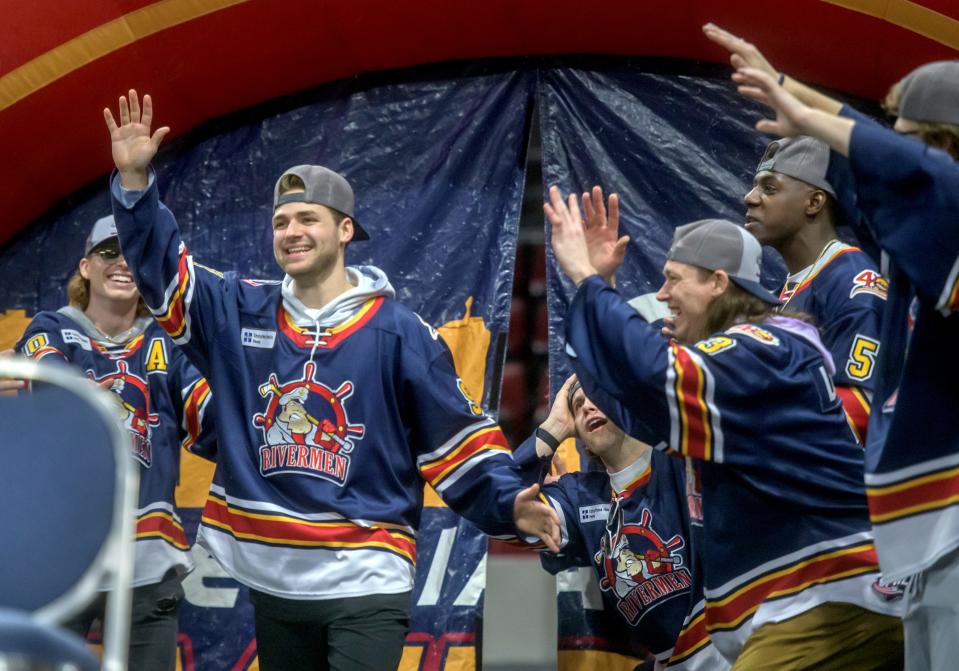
[62,570,184,671]
[250,590,412,671]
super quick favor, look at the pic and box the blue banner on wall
[0,62,534,670]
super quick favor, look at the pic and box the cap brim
[731,277,780,305]
[350,220,370,242]
[86,235,120,256]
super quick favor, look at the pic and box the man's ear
[339,217,355,245]
[806,190,827,217]
[79,257,90,281]
[712,269,730,296]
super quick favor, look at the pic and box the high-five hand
[103,89,170,190]
[581,186,629,285]
[513,484,562,553]
[544,186,599,286]
[702,23,777,78]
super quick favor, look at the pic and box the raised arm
[104,90,170,190]
[733,67,856,155]
[103,89,228,374]
[580,187,629,286]
[702,23,843,115]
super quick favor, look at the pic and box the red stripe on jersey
[419,426,510,486]
[706,542,879,631]
[867,466,959,524]
[668,609,710,665]
[28,345,66,360]
[181,378,210,451]
[155,249,192,339]
[136,511,189,550]
[672,345,711,461]
[278,297,384,348]
[615,466,652,500]
[783,246,860,301]
[201,496,416,563]
[91,333,144,357]
[836,385,870,444]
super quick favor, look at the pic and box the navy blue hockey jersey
[110,171,528,599]
[563,276,901,662]
[843,106,959,579]
[779,240,886,441]
[17,309,213,586]
[513,439,726,669]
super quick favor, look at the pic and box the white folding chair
[0,358,138,671]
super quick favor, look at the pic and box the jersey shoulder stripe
[665,344,721,462]
[782,243,861,301]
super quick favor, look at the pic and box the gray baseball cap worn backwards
[898,60,959,126]
[273,165,370,241]
[667,219,779,305]
[755,136,836,197]
[85,215,119,255]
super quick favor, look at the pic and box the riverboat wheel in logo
[253,362,365,485]
[595,507,692,624]
[89,360,158,468]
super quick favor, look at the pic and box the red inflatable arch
[1,0,958,246]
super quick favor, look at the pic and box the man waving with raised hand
[104,89,560,671]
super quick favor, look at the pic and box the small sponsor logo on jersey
[595,507,691,625]
[579,504,611,523]
[88,361,158,468]
[61,329,92,350]
[241,328,277,349]
[850,270,889,300]
[253,362,365,486]
[726,323,780,346]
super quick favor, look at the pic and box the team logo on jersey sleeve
[850,270,889,300]
[89,361,158,468]
[726,323,780,346]
[254,362,365,486]
[594,506,692,625]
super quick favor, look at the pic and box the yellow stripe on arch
[820,0,959,51]
[0,0,252,112]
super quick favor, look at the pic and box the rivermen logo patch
[88,361,158,468]
[253,362,365,486]
[595,507,691,625]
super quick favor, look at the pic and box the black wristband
[535,427,561,454]
[778,72,786,86]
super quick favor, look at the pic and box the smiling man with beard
[102,88,561,671]
[546,187,904,669]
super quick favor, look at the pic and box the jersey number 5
[846,335,880,381]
